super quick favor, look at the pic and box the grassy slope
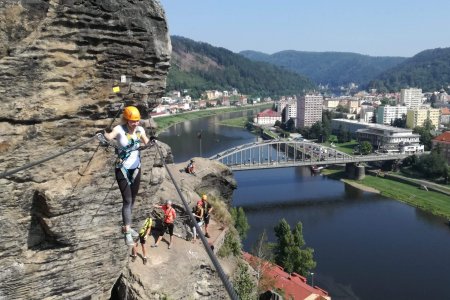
[219,117,248,128]
[154,103,270,132]
[323,169,450,219]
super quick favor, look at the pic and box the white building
[376,105,407,125]
[360,105,375,123]
[254,109,281,125]
[297,94,323,128]
[400,88,423,108]
[284,102,297,122]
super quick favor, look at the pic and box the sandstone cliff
[0,0,213,299]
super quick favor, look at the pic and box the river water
[158,110,450,300]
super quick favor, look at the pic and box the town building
[437,88,449,104]
[346,99,360,114]
[406,107,440,128]
[323,98,340,110]
[284,102,297,123]
[432,131,450,164]
[400,88,423,108]
[242,252,331,300]
[376,105,407,125]
[204,90,223,100]
[360,105,375,123]
[357,126,422,152]
[297,94,323,128]
[331,119,423,152]
[254,109,281,125]
[440,107,450,126]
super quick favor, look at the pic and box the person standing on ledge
[97,106,152,246]
[201,195,213,238]
[152,200,177,249]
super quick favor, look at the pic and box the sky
[159,0,450,57]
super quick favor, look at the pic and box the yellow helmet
[202,194,207,200]
[123,106,141,121]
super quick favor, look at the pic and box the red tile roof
[257,109,281,118]
[433,131,450,143]
[242,252,330,300]
[441,107,450,115]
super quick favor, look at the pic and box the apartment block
[376,105,407,125]
[284,102,297,122]
[400,88,423,108]
[406,107,440,128]
[297,94,323,128]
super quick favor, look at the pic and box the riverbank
[154,103,271,132]
[218,116,248,128]
[322,168,450,219]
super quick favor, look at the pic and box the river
[158,110,450,300]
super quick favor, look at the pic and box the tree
[273,219,316,276]
[310,121,323,140]
[230,207,250,240]
[234,262,256,300]
[251,230,275,294]
[360,141,373,155]
[286,118,296,132]
[392,114,407,128]
[336,105,349,113]
[413,151,449,179]
[413,119,435,151]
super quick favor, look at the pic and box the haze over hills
[167,36,316,98]
[367,47,450,92]
[240,50,407,88]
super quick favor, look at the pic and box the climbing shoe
[205,233,210,238]
[124,232,134,246]
[143,257,148,265]
[131,255,137,262]
[130,228,139,239]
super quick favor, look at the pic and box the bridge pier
[345,163,365,180]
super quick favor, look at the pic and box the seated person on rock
[185,159,196,175]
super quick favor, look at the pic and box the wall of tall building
[297,94,323,128]
[401,88,423,108]
[406,107,441,128]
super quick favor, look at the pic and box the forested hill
[367,47,450,92]
[167,36,316,98]
[240,50,406,88]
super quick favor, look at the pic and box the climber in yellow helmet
[97,106,156,246]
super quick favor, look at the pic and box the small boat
[311,165,324,173]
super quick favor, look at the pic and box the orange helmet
[123,106,141,121]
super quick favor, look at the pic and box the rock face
[0,0,183,299]
[0,0,171,123]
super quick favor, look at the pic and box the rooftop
[257,109,281,118]
[332,119,413,133]
[242,252,330,300]
[433,131,450,143]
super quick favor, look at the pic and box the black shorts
[139,235,146,244]
[204,215,210,225]
[160,222,174,236]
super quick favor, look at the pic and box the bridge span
[209,140,414,171]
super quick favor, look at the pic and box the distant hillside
[367,47,450,92]
[167,36,316,98]
[240,50,406,88]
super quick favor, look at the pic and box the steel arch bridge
[209,140,412,171]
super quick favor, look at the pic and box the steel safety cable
[154,143,239,300]
[0,137,97,179]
